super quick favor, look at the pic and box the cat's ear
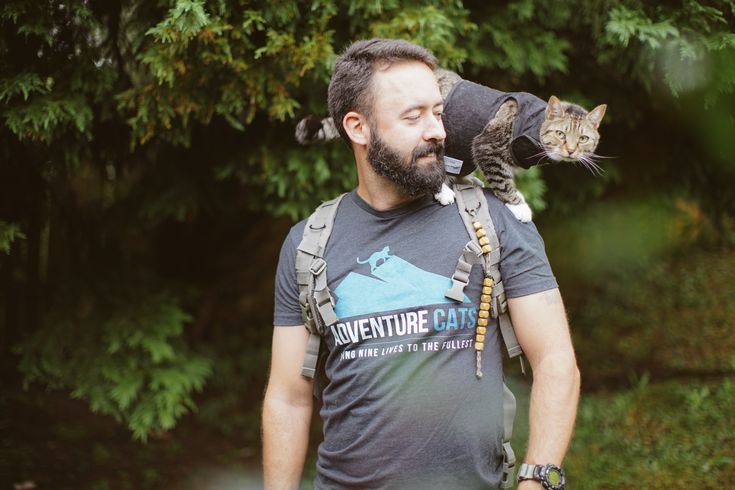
[546,95,564,119]
[587,104,607,129]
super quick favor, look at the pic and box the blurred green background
[1,0,734,488]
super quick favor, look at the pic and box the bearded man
[263,38,580,490]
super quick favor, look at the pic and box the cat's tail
[295,116,341,145]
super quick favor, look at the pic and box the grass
[566,377,735,489]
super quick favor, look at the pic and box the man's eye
[435,112,443,119]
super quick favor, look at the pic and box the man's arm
[262,325,314,490]
[507,288,581,489]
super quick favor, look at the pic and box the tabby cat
[296,68,607,222]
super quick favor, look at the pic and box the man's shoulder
[284,191,354,248]
[478,187,518,224]
[284,218,307,247]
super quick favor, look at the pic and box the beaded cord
[472,221,494,379]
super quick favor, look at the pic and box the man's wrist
[517,463,566,490]
[518,480,544,489]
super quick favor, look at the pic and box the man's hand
[262,326,314,490]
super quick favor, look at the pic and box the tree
[2,0,733,439]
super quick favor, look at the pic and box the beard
[366,129,446,198]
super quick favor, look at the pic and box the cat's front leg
[505,191,533,222]
[434,182,455,205]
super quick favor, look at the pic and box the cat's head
[540,95,606,163]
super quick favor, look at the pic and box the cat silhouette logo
[357,246,393,273]
[334,246,470,319]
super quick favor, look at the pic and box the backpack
[295,177,524,488]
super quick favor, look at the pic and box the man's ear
[343,111,369,146]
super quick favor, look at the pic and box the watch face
[547,468,563,485]
[540,464,566,490]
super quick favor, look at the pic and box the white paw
[506,202,533,222]
[434,183,455,205]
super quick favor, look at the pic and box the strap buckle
[309,258,327,276]
[501,441,517,488]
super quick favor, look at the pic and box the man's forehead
[371,61,441,110]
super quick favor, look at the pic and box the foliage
[1,0,734,442]
[567,378,735,488]
[15,286,212,441]
[0,220,25,254]
[513,166,547,213]
[603,2,735,103]
[569,245,735,384]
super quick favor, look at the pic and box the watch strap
[517,463,538,480]
[517,463,566,489]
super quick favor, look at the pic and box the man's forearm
[262,395,313,489]
[524,353,580,465]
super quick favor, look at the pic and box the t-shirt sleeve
[485,191,558,298]
[273,223,307,326]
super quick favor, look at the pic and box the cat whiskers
[527,148,552,166]
[588,152,615,160]
[576,154,605,176]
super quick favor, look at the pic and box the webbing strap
[452,181,523,362]
[446,241,484,301]
[501,383,517,488]
[302,332,322,379]
[451,178,522,487]
[296,193,346,379]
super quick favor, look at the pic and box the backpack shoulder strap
[295,193,346,378]
[449,177,522,489]
[450,178,523,363]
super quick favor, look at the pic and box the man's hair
[327,38,438,143]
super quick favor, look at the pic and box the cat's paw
[506,202,533,222]
[434,183,455,205]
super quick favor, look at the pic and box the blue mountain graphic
[334,249,469,319]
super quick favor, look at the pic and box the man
[263,38,580,489]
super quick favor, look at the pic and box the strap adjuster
[309,258,327,276]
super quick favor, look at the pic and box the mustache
[412,140,445,160]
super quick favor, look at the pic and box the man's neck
[355,162,423,211]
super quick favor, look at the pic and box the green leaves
[3,95,93,143]
[568,379,735,487]
[146,0,211,44]
[369,4,475,70]
[606,6,679,49]
[16,290,212,441]
[0,221,25,254]
[0,73,51,103]
[3,0,735,446]
[602,2,735,102]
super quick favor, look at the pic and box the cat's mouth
[547,149,577,162]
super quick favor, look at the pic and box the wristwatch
[517,463,566,490]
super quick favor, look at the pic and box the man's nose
[424,115,446,142]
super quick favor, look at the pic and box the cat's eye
[555,130,565,140]
[579,135,589,142]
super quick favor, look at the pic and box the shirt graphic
[334,246,470,318]
[329,246,477,352]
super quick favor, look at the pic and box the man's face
[367,126,445,197]
[365,61,447,197]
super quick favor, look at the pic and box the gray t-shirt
[274,189,557,489]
